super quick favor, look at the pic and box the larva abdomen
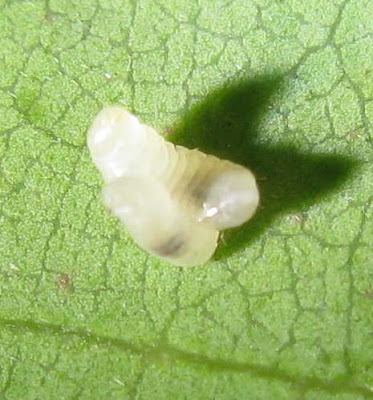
[102,176,219,266]
[88,106,259,266]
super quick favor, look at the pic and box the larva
[88,106,259,266]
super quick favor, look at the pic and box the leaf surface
[0,0,373,399]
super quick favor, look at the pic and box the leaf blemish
[56,273,74,292]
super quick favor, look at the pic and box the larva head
[88,106,139,158]
[200,168,259,230]
[87,106,153,183]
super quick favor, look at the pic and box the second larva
[88,106,259,267]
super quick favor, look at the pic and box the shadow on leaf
[169,74,357,260]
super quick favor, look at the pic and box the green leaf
[1,0,372,399]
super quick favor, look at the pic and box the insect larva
[88,106,259,266]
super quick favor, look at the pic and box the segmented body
[88,106,259,266]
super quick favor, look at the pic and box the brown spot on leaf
[56,273,74,292]
[364,286,373,300]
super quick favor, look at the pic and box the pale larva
[88,106,259,267]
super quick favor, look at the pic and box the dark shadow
[169,75,357,260]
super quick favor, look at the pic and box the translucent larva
[88,106,259,266]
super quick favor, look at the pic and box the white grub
[88,106,259,267]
